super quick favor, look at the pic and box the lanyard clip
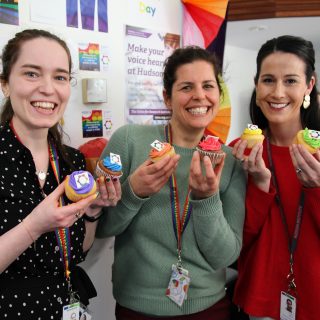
[176,249,182,270]
[287,259,297,294]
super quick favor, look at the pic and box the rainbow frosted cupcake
[149,140,175,163]
[196,135,225,165]
[65,170,97,202]
[95,153,123,179]
[241,124,265,148]
[294,128,320,154]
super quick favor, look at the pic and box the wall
[223,44,255,143]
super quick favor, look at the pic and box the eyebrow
[261,73,300,78]
[21,63,69,74]
[176,80,216,86]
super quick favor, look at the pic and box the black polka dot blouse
[0,122,87,319]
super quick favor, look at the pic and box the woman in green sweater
[96,46,246,320]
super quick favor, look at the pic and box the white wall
[223,45,256,143]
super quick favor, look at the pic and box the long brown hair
[0,29,75,166]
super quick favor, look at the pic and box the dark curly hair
[163,45,222,98]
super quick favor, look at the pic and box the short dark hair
[163,46,222,98]
[250,35,320,130]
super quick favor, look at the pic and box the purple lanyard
[266,135,304,293]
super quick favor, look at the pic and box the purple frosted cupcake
[65,170,97,202]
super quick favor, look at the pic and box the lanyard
[10,121,72,288]
[49,141,72,284]
[164,124,192,267]
[266,135,304,293]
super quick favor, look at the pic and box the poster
[79,43,100,71]
[125,25,180,125]
[30,0,65,26]
[67,0,108,32]
[82,110,103,138]
[0,0,19,26]
[30,0,108,32]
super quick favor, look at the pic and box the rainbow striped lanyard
[164,124,192,264]
[48,141,72,282]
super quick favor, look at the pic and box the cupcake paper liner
[196,147,225,166]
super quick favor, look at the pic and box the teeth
[188,107,208,115]
[32,102,55,109]
[270,103,287,109]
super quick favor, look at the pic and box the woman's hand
[23,181,97,240]
[129,154,180,198]
[189,151,225,199]
[85,176,122,217]
[290,144,320,187]
[232,140,271,192]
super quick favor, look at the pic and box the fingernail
[113,177,118,182]
[106,177,110,182]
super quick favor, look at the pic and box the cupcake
[294,128,320,154]
[149,140,175,163]
[241,124,265,148]
[65,170,97,202]
[95,153,123,179]
[196,135,225,165]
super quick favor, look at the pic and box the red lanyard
[164,124,192,263]
[266,135,304,293]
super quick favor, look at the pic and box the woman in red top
[232,35,320,320]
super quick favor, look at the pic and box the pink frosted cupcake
[196,136,225,165]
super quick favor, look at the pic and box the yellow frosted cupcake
[149,140,175,163]
[241,124,265,148]
[65,170,97,202]
[294,128,320,154]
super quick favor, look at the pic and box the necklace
[36,170,47,181]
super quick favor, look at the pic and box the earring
[303,94,310,109]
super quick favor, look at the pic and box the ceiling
[225,16,320,67]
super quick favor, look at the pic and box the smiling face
[164,60,220,136]
[2,37,71,132]
[255,51,315,128]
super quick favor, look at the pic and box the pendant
[37,170,47,181]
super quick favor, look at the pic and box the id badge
[166,264,190,307]
[280,291,296,320]
[62,302,92,320]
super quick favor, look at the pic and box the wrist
[83,212,103,222]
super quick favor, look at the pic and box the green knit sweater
[96,124,246,316]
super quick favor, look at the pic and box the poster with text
[0,0,19,25]
[82,110,103,138]
[125,25,180,125]
[79,43,100,71]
